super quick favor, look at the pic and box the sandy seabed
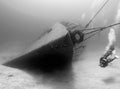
[0,48,120,89]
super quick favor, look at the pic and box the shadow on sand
[26,65,74,89]
[102,73,120,85]
[3,54,75,89]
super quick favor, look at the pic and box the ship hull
[4,23,74,73]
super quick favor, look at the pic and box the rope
[84,22,120,34]
[85,0,110,28]
[83,22,120,42]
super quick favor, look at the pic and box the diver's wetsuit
[100,56,117,67]
[99,45,118,67]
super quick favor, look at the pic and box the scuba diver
[99,45,119,67]
[99,28,119,68]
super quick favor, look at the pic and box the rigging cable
[83,22,120,41]
[85,0,110,28]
